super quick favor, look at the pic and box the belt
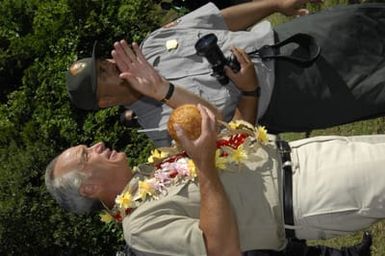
[276,140,296,239]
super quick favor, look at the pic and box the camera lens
[195,33,232,85]
[195,34,227,66]
[195,34,218,56]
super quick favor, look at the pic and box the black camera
[195,33,240,85]
[119,107,140,128]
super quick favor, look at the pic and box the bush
[0,0,162,254]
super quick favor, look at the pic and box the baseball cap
[65,41,99,110]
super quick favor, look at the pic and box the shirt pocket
[144,30,226,80]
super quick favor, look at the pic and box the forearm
[174,105,239,255]
[198,164,241,256]
[221,0,279,31]
[233,95,258,124]
[157,82,223,120]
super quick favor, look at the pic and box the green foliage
[1,0,384,255]
[0,0,161,254]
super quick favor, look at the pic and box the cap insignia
[69,61,87,76]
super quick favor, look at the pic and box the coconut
[167,104,202,142]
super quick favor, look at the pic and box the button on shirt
[131,3,275,146]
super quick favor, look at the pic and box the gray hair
[45,156,102,214]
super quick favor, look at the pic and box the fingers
[118,72,135,82]
[132,43,147,64]
[174,123,191,149]
[121,40,136,60]
[112,40,140,71]
[231,47,250,66]
[115,40,136,62]
[197,104,216,136]
[198,105,210,136]
[175,105,217,166]
[112,41,130,72]
[225,47,250,78]
[296,8,309,16]
[224,65,235,79]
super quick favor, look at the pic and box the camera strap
[248,33,320,66]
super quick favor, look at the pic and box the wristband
[242,87,260,97]
[160,83,175,103]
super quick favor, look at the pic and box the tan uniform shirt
[124,134,385,254]
[123,141,286,255]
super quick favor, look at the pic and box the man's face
[96,60,139,108]
[54,142,129,184]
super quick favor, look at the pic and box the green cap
[65,42,98,110]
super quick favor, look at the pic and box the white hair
[44,156,102,214]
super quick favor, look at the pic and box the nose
[89,142,105,153]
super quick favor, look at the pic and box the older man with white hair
[46,103,383,256]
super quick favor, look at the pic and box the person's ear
[79,183,101,198]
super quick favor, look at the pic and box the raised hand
[224,47,259,92]
[111,40,169,101]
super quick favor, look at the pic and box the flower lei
[99,120,268,224]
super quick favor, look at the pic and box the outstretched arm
[221,0,322,31]
[175,104,241,256]
[111,40,222,120]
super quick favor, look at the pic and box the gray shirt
[131,3,275,146]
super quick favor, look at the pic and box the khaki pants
[288,135,385,240]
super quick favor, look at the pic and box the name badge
[166,39,178,51]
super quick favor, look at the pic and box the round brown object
[167,104,202,142]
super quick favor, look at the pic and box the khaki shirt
[123,141,285,255]
[131,3,275,147]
